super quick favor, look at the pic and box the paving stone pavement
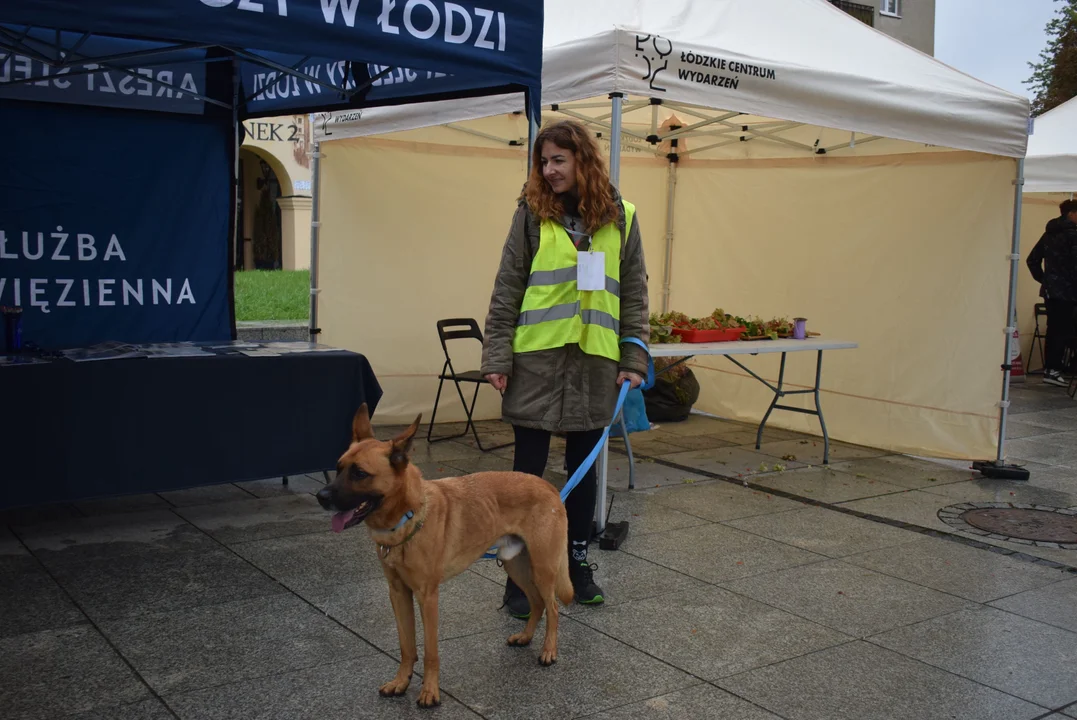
[2,385,1076,719]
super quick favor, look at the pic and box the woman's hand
[617,371,644,389]
[485,373,508,393]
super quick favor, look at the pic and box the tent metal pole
[308,141,322,344]
[974,158,1029,481]
[596,92,625,537]
[527,110,539,174]
[608,93,623,186]
[231,58,241,338]
[661,158,678,314]
[996,158,1024,463]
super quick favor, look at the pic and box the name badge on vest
[577,251,605,291]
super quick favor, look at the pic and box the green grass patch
[234,270,310,321]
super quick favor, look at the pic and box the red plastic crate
[671,326,745,343]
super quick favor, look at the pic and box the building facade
[239,115,313,271]
[829,0,936,56]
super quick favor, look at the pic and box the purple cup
[793,318,807,340]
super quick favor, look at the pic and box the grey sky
[934,0,1057,99]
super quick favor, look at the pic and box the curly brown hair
[522,120,619,234]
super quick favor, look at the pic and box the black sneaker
[570,562,605,605]
[1044,370,1068,387]
[502,577,530,619]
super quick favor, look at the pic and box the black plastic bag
[643,366,700,422]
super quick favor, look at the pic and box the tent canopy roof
[1025,96,1077,193]
[0,0,543,119]
[318,0,1029,158]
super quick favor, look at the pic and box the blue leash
[483,338,653,559]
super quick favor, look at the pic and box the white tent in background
[1014,96,1076,375]
[1026,96,1077,193]
[324,0,1028,156]
[308,0,1034,510]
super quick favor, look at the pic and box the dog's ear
[352,404,374,443]
[389,413,422,471]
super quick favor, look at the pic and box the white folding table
[595,338,858,533]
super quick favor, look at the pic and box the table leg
[813,350,830,465]
[612,354,694,501]
[755,353,787,450]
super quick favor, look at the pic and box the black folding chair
[426,318,514,452]
[1026,303,1048,375]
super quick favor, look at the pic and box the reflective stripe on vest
[513,200,635,361]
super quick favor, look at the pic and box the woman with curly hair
[481,119,650,618]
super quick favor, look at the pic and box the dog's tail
[556,548,574,606]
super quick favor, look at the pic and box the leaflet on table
[261,342,342,353]
[205,341,261,350]
[0,355,50,367]
[139,342,214,358]
[62,342,147,362]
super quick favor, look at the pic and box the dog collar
[374,499,427,559]
[370,507,416,537]
[389,510,414,532]
[377,517,425,559]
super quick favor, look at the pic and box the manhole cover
[938,502,1077,548]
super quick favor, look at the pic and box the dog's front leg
[379,574,417,698]
[415,588,441,709]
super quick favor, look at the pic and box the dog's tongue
[331,509,356,534]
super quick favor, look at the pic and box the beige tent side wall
[1016,193,1071,371]
[317,137,669,425]
[316,120,1019,460]
[670,152,1017,460]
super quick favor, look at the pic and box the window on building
[880,0,902,17]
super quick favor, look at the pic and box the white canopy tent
[319,0,1027,156]
[1025,96,1077,193]
[309,0,1032,479]
[1014,96,1076,373]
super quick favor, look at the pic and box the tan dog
[316,404,574,708]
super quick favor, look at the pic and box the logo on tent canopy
[316,110,361,136]
[634,34,672,93]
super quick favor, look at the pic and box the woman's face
[540,140,577,195]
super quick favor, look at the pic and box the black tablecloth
[1,351,382,509]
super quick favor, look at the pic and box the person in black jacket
[1027,198,1077,386]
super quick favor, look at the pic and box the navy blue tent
[0,1,543,119]
[0,0,542,348]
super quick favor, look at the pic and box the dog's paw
[416,685,441,709]
[378,676,411,698]
[539,648,558,666]
[506,632,532,647]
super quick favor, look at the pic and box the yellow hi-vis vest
[512,200,635,362]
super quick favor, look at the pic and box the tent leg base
[972,460,1030,481]
[598,521,630,550]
